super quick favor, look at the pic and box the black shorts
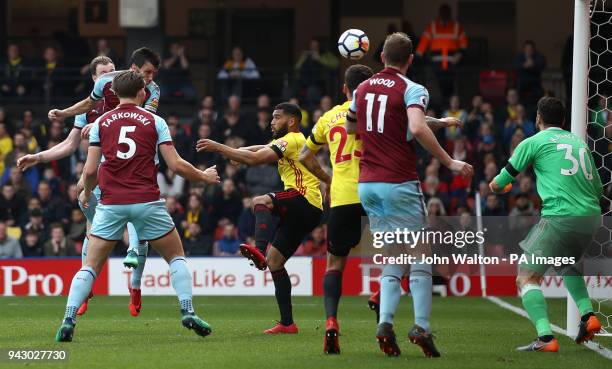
[268,189,323,259]
[327,203,367,257]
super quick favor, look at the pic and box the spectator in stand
[319,95,333,113]
[211,179,243,225]
[0,184,26,226]
[165,195,184,229]
[295,226,327,257]
[161,42,197,101]
[0,221,22,258]
[245,164,282,196]
[463,95,484,140]
[217,46,260,100]
[3,166,35,199]
[1,43,28,99]
[18,110,44,150]
[423,175,450,208]
[191,124,218,167]
[443,94,467,141]
[193,96,218,129]
[158,168,185,199]
[181,194,214,239]
[4,131,30,170]
[256,93,271,112]
[183,222,213,256]
[166,113,190,159]
[496,88,521,125]
[213,223,241,256]
[20,229,43,257]
[66,207,86,245]
[215,109,250,142]
[503,104,535,146]
[295,39,339,106]
[427,197,447,216]
[416,4,468,100]
[0,122,13,176]
[515,40,546,104]
[43,223,76,257]
[38,46,69,100]
[237,197,255,242]
[249,108,272,146]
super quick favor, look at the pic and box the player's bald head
[112,70,145,98]
[382,32,413,68]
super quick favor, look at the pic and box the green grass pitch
[1,296,610,369]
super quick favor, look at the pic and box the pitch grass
[1,296,611,369]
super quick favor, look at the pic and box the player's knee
[326,254,346,272]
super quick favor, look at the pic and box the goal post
[566,0,590,339]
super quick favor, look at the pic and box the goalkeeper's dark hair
[131,47,160,69]
[537,96,565,128]
[275,103,302,123]
[89,56,113,76]
[112,70,145,98]
[345,64,374,93]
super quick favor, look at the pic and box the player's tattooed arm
[408,107,473,178]
[196,139,278,166]
[299,145,332,202]
[425,116,462,131]
[48,97,97,121]
[160,144,220,184]
[17,128,81,171]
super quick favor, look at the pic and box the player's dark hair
[89,56,113,76]
[345,64,374,93]
[537,97,565,128]
[382,32,413,66]
[131,47,160,69]
[274,103,302,123]
[112,70,145,98]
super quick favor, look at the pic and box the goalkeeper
[490,97,603,352]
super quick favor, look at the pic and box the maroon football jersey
[89,103,172,205]
[349,67,429,183]
[90,70,160,115]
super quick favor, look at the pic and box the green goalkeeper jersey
[494,127,603,217]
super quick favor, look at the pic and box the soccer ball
[337,29,369,60]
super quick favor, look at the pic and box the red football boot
[239,243,267,270]
[77,291,94,316]
[129,288,142,316]
[263,322,299,334]
[324,317,340,354]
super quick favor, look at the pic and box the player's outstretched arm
[196,139,278,166]
[425,116,462,131]
[17,128,82,171]
[408,107,473,178]
[48,97,96,121]
[239,145,268,152]
[159,144,220,184]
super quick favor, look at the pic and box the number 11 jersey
[349,67,429,184]
[89,103,173,205]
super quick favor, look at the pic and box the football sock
[409,262,433,332]
[169,257,194,314]
[379,275,402,325]
[81,236,88,265]
[254,204,273,255]
[271,268,293,325]
[126,222,139,253]
[539,335,554,342]
[323,270,342,318]
[563,275,594,316]
[521,284,552,337]
[581,312,595,322]
[131,241,148,289]
[65,266,97,320]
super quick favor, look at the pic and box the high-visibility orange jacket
[416,19,468,70]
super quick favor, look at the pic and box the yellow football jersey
[270,131,322,210]
[305,101,361,207]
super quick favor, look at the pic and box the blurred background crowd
[0,2,610,260]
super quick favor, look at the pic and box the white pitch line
[486,296,612,360]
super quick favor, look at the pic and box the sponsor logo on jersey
[420,95,428,107]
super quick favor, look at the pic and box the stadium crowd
[0,34,610,260]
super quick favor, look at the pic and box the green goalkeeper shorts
[519,216,599,275]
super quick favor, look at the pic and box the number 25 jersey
[349,67,429,184]
[305,101,361,207]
